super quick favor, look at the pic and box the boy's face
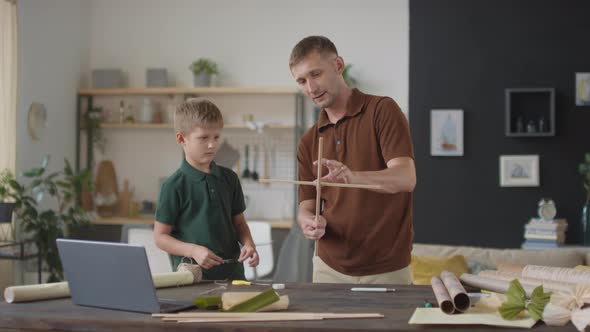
[290,51,344,109]
[177,125,222,167]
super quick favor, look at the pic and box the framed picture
[499,155,540,187]
[576,72,590,106]
[430,109,463,156]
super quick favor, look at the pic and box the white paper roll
[4,271,195,303]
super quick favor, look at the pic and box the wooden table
[0,283,577,332]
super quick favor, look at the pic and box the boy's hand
[190,245,224,269]
[298,214,326,240]
[238,244,259,267]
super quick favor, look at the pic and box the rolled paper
[479,270,574,293]
[4,282,69,304]
[460,273,568,297]
[431,276,455,314]
[4,271,195,303]
[522,265,590,285]
[152,271,195,288]
[496,263,525,274]
[441,270,470,312]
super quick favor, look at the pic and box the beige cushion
[412,243,590,268]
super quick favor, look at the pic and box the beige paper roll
[479,270,575,293]
[431,276,454,314]
[221,292,289,312]
[4,271,195,303]
[523,265,590,285]
[441,271,470,312]
[4,282,70,304]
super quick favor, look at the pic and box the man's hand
[239,244,259,267]
[314,158,353,183]
[298,213,327,240]
[190,245,224,269]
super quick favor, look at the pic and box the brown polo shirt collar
[317,88,366,131]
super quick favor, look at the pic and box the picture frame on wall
[576,72,590,106]
[430,109,464,156]
[499,155,540,187]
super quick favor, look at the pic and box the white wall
[17,0,90,175]
[84,0,409,221]
[88,0,409,112]
[9,0,90,288]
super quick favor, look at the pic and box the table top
[0,283,577,332]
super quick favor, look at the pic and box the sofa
[412,243,590,268]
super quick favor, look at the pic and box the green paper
[499,279,552,321]
[193,296,222,310]
[528,285,552,321]
[224,288,280,312]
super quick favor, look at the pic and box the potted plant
[342,64,358,88]
[0,169,17,241]
[85,107,106,154]
[189,58,218,87]
[1,156,93,282]
[579,153,590,244]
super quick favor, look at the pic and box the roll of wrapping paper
[522,265,590,285]
[440,270,470,312]
[4,271,195,303]
[431,276,455,314]
[460,273,575,298]
[479,270,576,293]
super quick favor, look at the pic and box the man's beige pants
[312,256,412,284]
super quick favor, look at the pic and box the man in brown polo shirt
[289,35,416,284]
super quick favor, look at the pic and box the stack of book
[521,218,568,249]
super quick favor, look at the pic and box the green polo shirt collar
[180,159,221,181]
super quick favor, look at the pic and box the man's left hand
[314,158,353,183]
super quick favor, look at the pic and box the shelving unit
[75,86,306,227]
[505,88,555,137]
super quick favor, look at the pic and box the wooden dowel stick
[258,178,382,190]
[314,137,323,257]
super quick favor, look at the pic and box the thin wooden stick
[314,137,323,257]
[258,178,382,190]
[154,312,385,322]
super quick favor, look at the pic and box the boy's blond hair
[174,98,224,134]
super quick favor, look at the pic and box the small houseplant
[1,156,93,281]
[189,58,218,86]
[85,107,106,154]
[342,64,358,88]
[579,153,590,244]
[0,169,17,240]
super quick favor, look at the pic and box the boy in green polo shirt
[154,98,258,280]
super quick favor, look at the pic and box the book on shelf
[521,241,562,249]
[523,228,566,236]
[524,233,565,242]
[528,218,567,226]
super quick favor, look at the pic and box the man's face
[290,51,343,109]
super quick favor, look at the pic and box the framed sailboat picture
[430,109,464,157]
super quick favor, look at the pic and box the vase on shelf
[581,198,590,245]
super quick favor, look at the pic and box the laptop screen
[57,239,161,313]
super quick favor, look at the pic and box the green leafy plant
[579,153,590,202]
[189,58,219,75]
[499,279,552,321]
[85,107,106,154]
[0,156,93,282]
[0,169,16,202]
[342,64,358,88]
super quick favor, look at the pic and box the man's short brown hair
[174,98,223,134]
[289,35,338,68]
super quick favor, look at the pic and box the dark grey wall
[409,0,590,248]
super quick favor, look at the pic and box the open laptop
[56,238,194,313]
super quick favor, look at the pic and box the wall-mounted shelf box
[505,88,555,137]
